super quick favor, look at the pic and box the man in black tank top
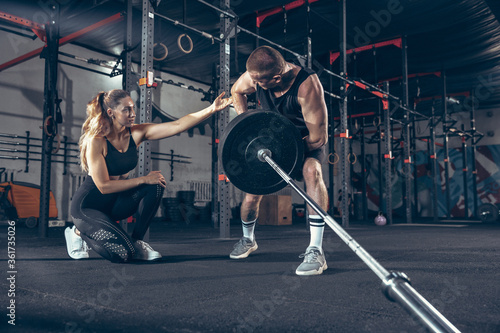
[229,46,329,276]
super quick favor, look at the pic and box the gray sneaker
[229,237,258,259]
[295,246,327,276]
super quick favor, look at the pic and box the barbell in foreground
[220,110,460,333]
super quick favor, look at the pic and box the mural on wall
[362,145,500,218]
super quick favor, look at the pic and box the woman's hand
[212,92,233,112]
[143,170,167,188]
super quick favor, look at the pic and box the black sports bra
[104,129,138,176]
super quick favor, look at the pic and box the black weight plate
[220,110,304,195]
[478,203,499,223]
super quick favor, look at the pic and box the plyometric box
[258,195,292,226]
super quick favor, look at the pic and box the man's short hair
[246,46,286,78]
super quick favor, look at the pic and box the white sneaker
[64,226,89,259]
[133,240,162,261]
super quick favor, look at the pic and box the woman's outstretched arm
[133,92,232,143]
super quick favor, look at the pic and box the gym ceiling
[2,0,500,117]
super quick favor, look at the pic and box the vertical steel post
[123,0,134,92]
[443,132,451,219]
[39,4,59,237]
[430,106,439,222]
[470,94,479,218]
[377,125,383,213]
[138,0,154,239]
[373,48,383,213]
[360,124,368,221]
[401,36,412,223]
[382,82,392,225]
[218,0,231,238]
[443,132,450,218]
[461,125,469,218]
[211,64,220,229]
[442,70,451,218]
[138,0,154,178]
[328,64,335,216]
[339,0,350,227]
[120,0,134,234]
[411,120,419,218]
[306,1,312,69]
[350,53,357,219]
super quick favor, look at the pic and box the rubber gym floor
[0,217,499,333]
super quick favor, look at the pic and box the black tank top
[104,129,138,176]
[256,67,315,137]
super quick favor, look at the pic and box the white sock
[308,215,324,251]
[242,219,257,241]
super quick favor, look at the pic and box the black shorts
[292,144,326,181]
[304,144,327,164]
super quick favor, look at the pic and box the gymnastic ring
[373,116,381,127]
[52,133,61,154]
[399,164,412,177]
[177,34,193,54]
[348,152,357,164]
[153,42,168,61]
[328,152,339,165]
[397,159,414,177]
[43,116,55,137]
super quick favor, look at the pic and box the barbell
[220,110,460,333]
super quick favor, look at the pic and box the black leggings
[70,176,164,262]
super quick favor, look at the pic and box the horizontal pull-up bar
[59,60,113,77]
[153,11,222,43]
[390,117,405,125]
[58,51,123,77]
[314,65,352,84]
[59,51,117,70]
[236,26,307,61]
[162,3,308,63]
[196,0,237,19]
[414,91,470,104]
[444,127,475,139]
[330,38,402,64]
[153,77,213,102]
[324,90,341,100]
